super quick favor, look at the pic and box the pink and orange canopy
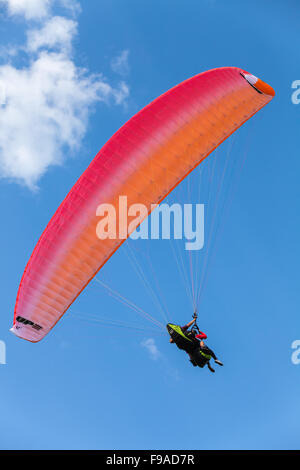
[11,67,275,342]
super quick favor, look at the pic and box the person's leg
[204,346,223,365]
[204,346,217,361]
[203,345,223,366]
[215,359,223,366]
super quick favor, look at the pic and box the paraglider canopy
[11,67,275,342]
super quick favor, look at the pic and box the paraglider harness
[167,313,200,351]
[166,313,212,367]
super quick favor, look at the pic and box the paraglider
[11,67,275,343]
[167,314,223,372]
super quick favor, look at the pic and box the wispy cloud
[141,337,181,381]
[0,0,81,19]
[141,338,161,361]
[0,1,129,189]
[111,50,130,77]
[0,0,52,20]
[59,0,81,17]
[26,16,77,54]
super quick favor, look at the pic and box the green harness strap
[199,350,211,360]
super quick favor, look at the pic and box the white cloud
[27,16,77,54]
[59,0,81,17]
[0,51,129,189]
[0,9,130,189]
[0,0,51,20]
[0,0,82,20]
[111,50,130,77]
[141,338,161,361]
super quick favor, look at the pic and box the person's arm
[195,331,207,340]
[182,318,196,331]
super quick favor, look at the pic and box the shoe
[215,359,223,366]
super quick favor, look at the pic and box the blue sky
[0,0,300,450]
